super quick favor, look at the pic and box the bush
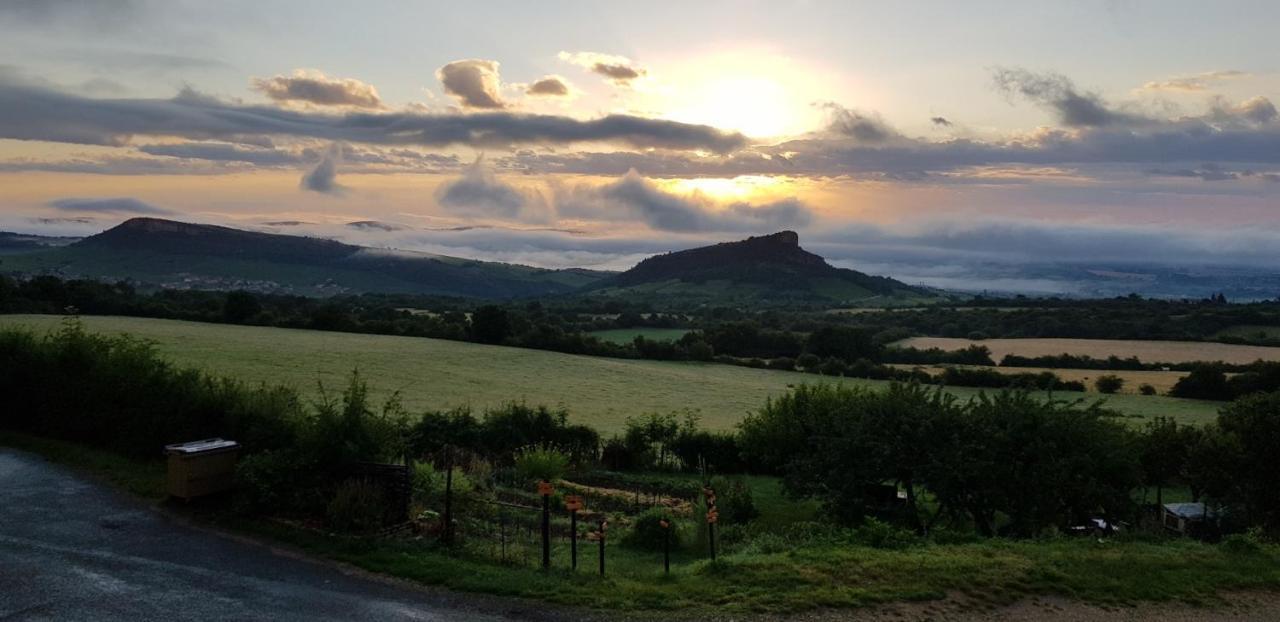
[709,476,759,524]
[412,462,475,508]
[1095,374,1125,394]
[326,479,389,533]
[513,445,570,483]
[1139,383,1157,396]
[767,357,796,371]
[624,507,682,551]
[851,517,920,549]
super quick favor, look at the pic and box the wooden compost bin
[164,438,240,500]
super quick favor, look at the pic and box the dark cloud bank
[0,78,747,152]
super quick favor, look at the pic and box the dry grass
[898,337,1280,366]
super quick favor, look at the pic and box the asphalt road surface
[0,449,560,621]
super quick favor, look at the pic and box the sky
[2,0,1279,290]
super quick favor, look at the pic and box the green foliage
[469,305,510,344]
[709,476,759,524]
[326,479,389,533]
[1095,374,1125,394]
[623,506,682,551]
[1140,383,1158,395]
[513,445,570,483]
[743,383,1142,536]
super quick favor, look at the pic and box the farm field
[895,365,1189,395]
[898,336,1280,365]
[1215,325,1280,341]
[587,327,690,344]
[0,315,1223,430]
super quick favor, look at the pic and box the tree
[805,326,881,363]
[223,291,261,323]
[1095,374,1125,394]
[469,305,510,344]
[1214,391,1280,531]
[1170,367,1233,400]
[1138,417,1197,510]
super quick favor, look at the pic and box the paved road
[0,449,559,621]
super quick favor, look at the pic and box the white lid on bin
[165,438,239,454]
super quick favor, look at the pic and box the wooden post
[538,480,553,571]
[598,519,607,577]
[500,511,507,563]
[660,519,670,574]
[442,449,454,544]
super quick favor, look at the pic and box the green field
[0,315,1223,431]
[587,327,691,344]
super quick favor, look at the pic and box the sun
[671,75,799,138]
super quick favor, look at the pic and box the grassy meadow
[899,336,1280,365]
[587,327,691,344]
[0,315,1222,430]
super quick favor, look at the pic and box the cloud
[993,67,1147,128]
[820,103,900,142]
[437,59,506,109]
[556,169,811,233]
[47,197,172,215]
[931,116,952,127]
[558,51,646,84]
[436,158,533,220]
[251,69,383,108]
[0,78,747,152]
[526,75,571,97]
[1140,70,1249,92]
[1232,96,1277,125]
[139,142,304,165]
[300,143,343,195]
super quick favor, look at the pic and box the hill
[589,230,932,305]
[0,315,1221,431]
[0,231,80,255]
[1,218,609,298]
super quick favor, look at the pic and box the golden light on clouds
[658,175,793,201]
[643,50,835,139]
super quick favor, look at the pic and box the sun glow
[658,175,792,201]
[647,50,831,139]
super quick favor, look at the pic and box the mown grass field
[0,315,1223,430]
[899,336,1280,365]
[587,327,691,344]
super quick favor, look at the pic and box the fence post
[500,511,507,563]
[441,448,454,544]
[598,519,607,577]
[539,480,552,571]
[660,519,670,574]
[704,485,718,561]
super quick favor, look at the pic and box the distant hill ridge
[82,217,357,263]
[12,218,609,298]
[600,230,922,301]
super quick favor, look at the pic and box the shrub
[1095,374,1125,394]
[1139,383,1157,396]
[624,506,682,551]
[326,479,389,533]
[513,445,570,483]
[412,462,475,509]
[767,357,796,371]
[851,517,920,549]
[709,476,759,524]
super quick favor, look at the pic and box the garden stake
[598,519,607,577]
[539,480,552,571]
